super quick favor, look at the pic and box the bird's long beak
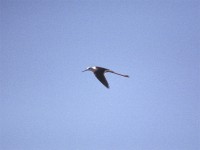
[82,69,89,72]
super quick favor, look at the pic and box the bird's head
[82,66,96,72]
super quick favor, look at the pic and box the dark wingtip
[105,85,109,89]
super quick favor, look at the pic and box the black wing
[94,71,109,88]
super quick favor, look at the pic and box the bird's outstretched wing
[94,72,109,88]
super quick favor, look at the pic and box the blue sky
[1,1,199,150]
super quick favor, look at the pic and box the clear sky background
[1,1,199,150]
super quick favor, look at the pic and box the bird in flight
[82,66,129,88]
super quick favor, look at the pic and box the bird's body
[82,66,129,88]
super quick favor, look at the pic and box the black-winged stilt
[82,66,129,88]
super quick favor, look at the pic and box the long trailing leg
[107,70,129,78]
